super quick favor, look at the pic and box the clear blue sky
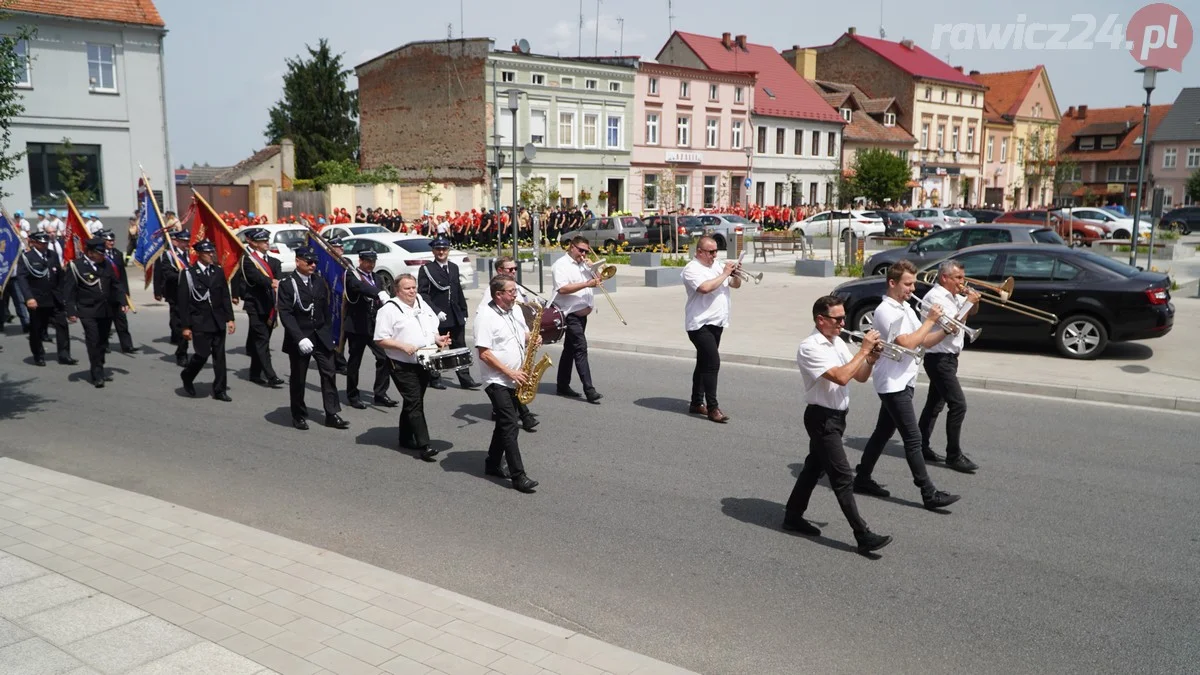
[159,0,1199,166]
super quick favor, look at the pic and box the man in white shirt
[374,273,450,461]
[478,256,540,432]
[551,236,603,403]
[49,211,65,238]
[853,260,961,510]
[785,295,892,554]
[14,210,31,246]
[681,235,740,423]
[475,275,539,493]
[917,260,981,473]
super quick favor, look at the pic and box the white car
[1057,207,1150,240]
[340,233,475,290]
[320,223,390,240]
[234,224,309,273]
[789,210,886,240]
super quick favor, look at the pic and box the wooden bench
[750,233,808,262]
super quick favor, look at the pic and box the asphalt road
[1,307,1198,674]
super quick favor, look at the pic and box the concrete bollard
[644,267,682,287]
[795,260,835,277]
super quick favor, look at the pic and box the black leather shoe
[419,446,439,462]
[512,474,539,493]
[853,477,891,498]
[34,358,46,367]
[181,374,197,397]
[213,392,232,402]
[375,395,399,407]
[325,414,351,430]
[557,386,582,398]
[59,358,79,366]
[266,377,285,387]
[92,380,105,389]
[923,491,961,510]
[522,416,540,432]
[781,517,821,536]
[923,449,946,463]
[945,454,979,473]
[102,374,113,382]
[122,347,140,354]
[855,531,893,553]
[485,465,511,479]
[293,418,309,431]
[348,399,368,410]
[457,374,481,389]
[429,378,447,390]
[250,377,269,386]
[585,389,603,404]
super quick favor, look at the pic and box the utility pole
[578,0,583,56]
[668,0,674,34]
[594,0,602,57]
[617,17,624,54]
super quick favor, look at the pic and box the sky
[159,0,1199,167]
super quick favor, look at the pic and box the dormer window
[883,112,896,126]
[1100,136,1117,149]
[840,108,852,122]
[1079,137,1095,150]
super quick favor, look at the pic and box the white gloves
[437,311,447,321]
[298,338,314,354]
[376,291,390,303]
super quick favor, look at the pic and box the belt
[806,404,848,417]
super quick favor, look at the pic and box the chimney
[1065,105,1076,117]
[954,66,964,73]
[900,39,914,50]
[1078,105,1088,118]
[721,32,732,49]
[735,34,747,50]
[969,69,980,76]
[848,26,857,36]
[790,47,817,80]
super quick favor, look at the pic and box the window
[1100,136,1117,149]
[680,81,690,98]
[583,113,599,147]
[921,123,930,148]
[962,229,1012,247]
[940,89,946,102]
[811,130,820,156]
[809,182,818,206]
[558,111,575,146]
[840,107,851,122]
[707,118,719,148]
[644,173,658,209]
[1002,253,1058,281]
[971,93,978,106]
[14,39,30,87]
[531,73,545,85]
[1187,148,1200,168]
[1017,138,1025,165]
[731,120,743,150]
[883,112,896,126]
[951,126,960,151]
[987,136,994,162]
[501,70,515,83]
[530,109,547,145]
[561,76,574,88]
[1107,166,1137,181]
[1069,166,1083,181]
[756,126,767,153]
[703,175,717,208]
[677,115,690,146]
[87,43,116,91]
[925,86,932,100]
[606,115,622,149]
[676,175,689,208]
[648,77,658,95]
[1163,187,1174,207]
[957,252,999,278]
[794,129,803,155]
[776,128,785,154]
[955,91,962,104]
[828,132,836,157]
[936,125,945,149]
[1032,103,1042,118]
[734,86,744,103]
[1079,137,1095,150]
[585,79,597,90]
[609,81,621,92]
[916,229,964,253]
[1000,138,1008,162]
[774,183,786,205]
[709,84,719,101]
[646,113,659,145]
[967,127,975,152]
[27,142,104,206]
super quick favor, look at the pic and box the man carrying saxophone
[917,260,981,473]
[475,275,539,494]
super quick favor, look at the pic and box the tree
[1021,123,1060,207]
[846,148,910,206]
[57,138,98,205]
[265,38,359,180]
[1186,169,1200,205]
[0,13,34,200]
[1052,156,1080,206]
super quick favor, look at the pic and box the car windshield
[950,209,974,218]
[1077,250,1141,277]
[720,215,752,224]
[349,225,388,234]
[1030,229,1066,244]
[274,230,307,249]
[395,238,433,254]
[679,216,702,227]
[895,212,915,219]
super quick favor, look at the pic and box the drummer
[478,256,540,432]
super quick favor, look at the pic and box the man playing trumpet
[681,236,740,423]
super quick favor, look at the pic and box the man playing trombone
[552,236,603,404]
[915,260,981,473]
[681,236,740,423]
[854,260,962,510]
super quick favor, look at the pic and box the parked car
[558,215,650,250]
[869,210,931,236]
[340,234,474,290]
[233,224,309,273]
[688,214,763,251]
[995,209,1106,246]
[1056,207,1150,240]
[641,214,697,251]
[966,208,1004,223]
[789,210,886,240]
[1160,206,1200,235]
[833,243,1173,359]
[320,223,390,240]
[909,207,978,229]
[863,225,1064,276]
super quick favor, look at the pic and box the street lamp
[508,90,521,282]
[743,145,753,213]
[1129,66,1162,266]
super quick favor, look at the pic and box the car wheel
[602,239,617,252]
[839,229,850,242]
[1055,314,1108,360]
[1113,229,1130,240]
[1168,220,1190,235]
[375,269,394,291]
[853,302,879,334]
[872,264,890,276]
[713,235,727,250]
[1070,232,1084,247]
[931,225,942,232]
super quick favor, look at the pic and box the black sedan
[832,244,1174,359]
[967,209,1004,223]
[863,225,1063,276]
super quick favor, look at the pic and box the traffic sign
[744,177,752,189]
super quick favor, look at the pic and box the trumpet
[911,295,982,342]
[733,268,764,285]
[840,330,925,365]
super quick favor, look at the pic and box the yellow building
[972,66,1062,209]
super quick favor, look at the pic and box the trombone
[840,330,925,365]
[917,271,1058,325]
[911,295,982,342]
[586,251,628,325]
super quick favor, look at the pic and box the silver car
[688,214,763,251]
[909,207,977,230]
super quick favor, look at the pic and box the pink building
[629,62,755,214]
[1150,87,1200,209]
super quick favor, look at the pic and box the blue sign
[744,177,752,189]
[0,213,19,293]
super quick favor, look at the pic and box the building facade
[629,62,755,214]
[2,0,174,219]
[1150,87,1200,209]
[1056,104,1172,209]
[656,32,845,209]
[972,66,1061,209]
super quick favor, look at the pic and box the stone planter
[794,260,835,277]
[1099,242,1195,261]
[630,252,662,267]
[541,251,566,266]
[645,267,683,287]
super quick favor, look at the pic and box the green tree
[0,9,34,200]
[1186,169,1200,205]
[847,148,910,206]
[56,138,97,205]
[265,38,359,180]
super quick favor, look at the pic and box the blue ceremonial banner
[0,212,20,295]
[306,231,347,347]
[134,177,168,268]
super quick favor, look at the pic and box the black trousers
[167,302,188,359]
[557,313,594,392]
[289,346,340,420]
[918,353,968,458]
[389,360,430,448]
[108,305,134,351]
[183,329,228,395]
[29,306,70,361]
[346,332,390,401]
[79,317,112,382]
[687,324,723,408]
[244,311,277,380]
[485,383,526,476]
[857,386,934,496]
[786,405,869,533]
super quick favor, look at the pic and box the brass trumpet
[840,330,925,365]
[911,295,982,342]
[733,268,764,285]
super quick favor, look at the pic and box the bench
[750,233,808,262]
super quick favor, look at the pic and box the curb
[588,339,1200,414]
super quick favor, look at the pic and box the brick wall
[814,41,916,133]
[357,39,490,184]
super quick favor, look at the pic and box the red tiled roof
[821,92,851,108]
[859,97,896,114]
[1057,105,1171,162]
[972,67,1043,119]
[664,32,844,123]
[844,34,981,87]
[982,99,1012,126]
[6,0,164,27]
[844,110,916,145]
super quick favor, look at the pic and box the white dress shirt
[681,259,731,331]
[474,301,528,388]
[797,329,854,411]
[374,296,440,363]
[870,295,922,394]
[475,287,531,324]
[551,255,594,315]
[923,284,969,354]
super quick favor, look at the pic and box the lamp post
[743,145,753,214]
[508,90,522,283]
[1129,66,1161,267]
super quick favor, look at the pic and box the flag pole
[189,188,269,278]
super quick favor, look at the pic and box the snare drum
[539,305,565,344]
[417,347,474,373]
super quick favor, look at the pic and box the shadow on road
[0,374,53,420]
[450,403,493,428]
[632,397,693,416]
[438,449,512,489]
[977,338,1153,361]
[719,497,860,554]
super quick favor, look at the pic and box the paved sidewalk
[0,459,695,675]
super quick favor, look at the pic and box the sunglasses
[821,314,847,323]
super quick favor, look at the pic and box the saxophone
[516,301,553,405]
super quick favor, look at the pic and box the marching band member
[155,230,192,366]
[474,275,539,493]
[681,235,740,423]
[853,260,961,510]
[63,237,127,388]
[177,240,235,401]
[478,256,539,432]
[101,230,138,354]
[278,246,349,431]
[344,249,398,408]
[374,273,450,461]
[551,236,602,403]
[419,236,479,390]
[14,231,75,366]
[917,260,981,473]
[238,228,285,388]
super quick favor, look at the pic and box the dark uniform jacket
[343,267,385,336]
[14,247,66,308]
[62,256,125,319]
[236,251,282,316]
[175,264,235,332]
[278,271,335,355]
[153,247,189,303]
[417,261,467,330]
[103,247,129,295]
